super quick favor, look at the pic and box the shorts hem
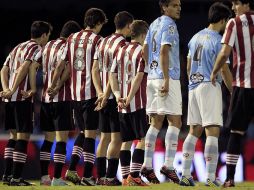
[147,110,182,116]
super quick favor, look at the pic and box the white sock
[205,136,218,181]
[164,126,180,169]
[182,134,198,178]
[143,126,159,169]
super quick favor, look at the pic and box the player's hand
[1,89,14,99]
[47,86,55,94]
[0,89,10,98]
[159,78,169,96]
[94,96,108,111]
[21,89,36,99]
[95,93,104,106]
[100,97,108,109]
[47,85,60,98]
[117,97,126,109]
[124,96,131,108]
[210,72,217,86]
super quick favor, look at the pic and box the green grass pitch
[1,182,254,190]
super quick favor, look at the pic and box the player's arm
[21,61,40,98]
[103,81,112,100]
[142,44,149,64]
[92,59,103,97]
[186,50,191,78]
[211,44,232,84]
[3,60,31,98]
[58,63,70,88]
[160,44,170,93]
[221,63,232,93]
[187,56,191,79]
[109,72,120,102]
[1,65,10,92]
[125,72,144,107]
[48,59,65,91]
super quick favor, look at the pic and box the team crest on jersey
[190,72,204,83]
[150,60,158,70]
[169,26,175,34]
[74,47,85,71]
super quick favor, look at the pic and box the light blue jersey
[145,15,180,80]
[188,28,228,90]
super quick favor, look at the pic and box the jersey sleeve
[61,41,69,61]
[161,24,177,46]
[25,45,41,62]
[33,49,43,64]
[3,54,11,67]
[137,51,146,73]
[221,18,236,47]
[111,54,118,74]
[144,29,150,45]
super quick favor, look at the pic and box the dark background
[0,0,220,66]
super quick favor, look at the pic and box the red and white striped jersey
[111,42,148,113]
[3,40,41,102]
[34,38,71,102]
[94,33,127,99]
[222,12,254,88]
[61,30,101,101]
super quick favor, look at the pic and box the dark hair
[114,11,134,30]
[60,20,81,38]
[130,20,149,39]
[84,8,107,28]
[159,0,172,14]
[231,0,254,10]
[31,21,52,38]
[208,2,232,24]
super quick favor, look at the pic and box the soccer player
[211,0,254,187]
[26,21,81,186]
[180,2,232,187]
[92,11,133,185]
[48,8,107,186]
[141,0,182,184]
[110,20,149,186]
[0,21,52,186]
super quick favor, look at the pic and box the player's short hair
[114,11,134,30]
[208,2,232,24]
[60,21,81,38]
[159,0,172,14]
[84,8,107,28]
[130,20,149,39]
[31,21,53,38]
[231,0,254,10]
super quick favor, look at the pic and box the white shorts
[146,79,182,115]
[187,82,223,127]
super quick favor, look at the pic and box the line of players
[0,0,251,188]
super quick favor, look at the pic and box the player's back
[62,29,101,101]
[146,15,180,80]
[7,40,40,101]
[113,42,147,113]
[97,33,126,99]
[188,28,222,90]
[40,38,70,102]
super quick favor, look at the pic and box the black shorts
[119,109,148,142]
[225,87,254,132]
[5,101,33,133]
[0,101,6,129]
[99,99,120,133]
[40,101,74,132]
[73,98,99,131]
